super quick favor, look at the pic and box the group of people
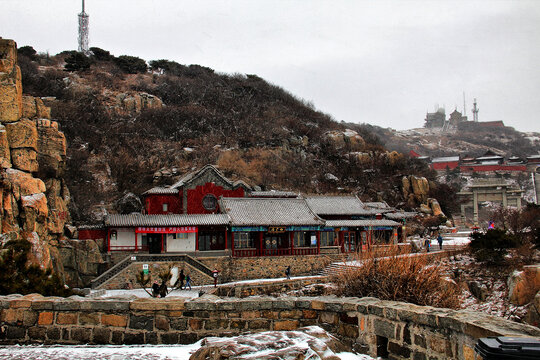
[175,269,192,290]
[424,234,444,252]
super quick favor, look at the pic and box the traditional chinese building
[98,165,403,258]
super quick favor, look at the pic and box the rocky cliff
[0,38,102,288]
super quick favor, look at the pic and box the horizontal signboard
[136,226,198,233]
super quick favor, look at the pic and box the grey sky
[1,0,539,132]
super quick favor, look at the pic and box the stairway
[319,262,359,276]
[90,254,214,289]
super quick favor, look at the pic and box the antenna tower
[463,92,467,117]
[78,0,89,54]
[472,98,479,122]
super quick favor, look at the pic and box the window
[234,232,255,249]
[172,233,188,240]
[162,203,168,212]
[293,231,317,247]
[320,232,334,246]
[110,230,117,241]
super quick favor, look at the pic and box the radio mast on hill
[78,0,89,54]
[472,98,479,122]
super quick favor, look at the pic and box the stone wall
[1,294,539,360]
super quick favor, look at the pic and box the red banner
[136,226,198,234]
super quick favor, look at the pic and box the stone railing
[1,293,539,359]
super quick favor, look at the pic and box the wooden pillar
[134,231,138,252]
[316,231,320,254]
[225,227,228,250]
[259,232,263,256]
[290,232,294,253]
[196,231,199,251]
[231,232,235,255]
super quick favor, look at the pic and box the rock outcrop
[402,175,445,216]
[0,38,98,287]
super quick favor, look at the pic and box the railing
[232,247,319,258]
[91,254,214,289]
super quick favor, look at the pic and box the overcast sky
[1,0,539,132]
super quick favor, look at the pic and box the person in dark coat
[185,274,192,290]
[151,281,160,297]
[179,269,185,290]
[437,234,443,250]
[285,266,291,280]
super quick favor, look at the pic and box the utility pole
[78,0,89,54]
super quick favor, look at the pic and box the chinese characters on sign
[136,226,198,233]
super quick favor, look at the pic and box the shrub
[0,240,72,297]
[469,229,519,264]
[113,55,147,74]
[89,47,112,61]
[64,52,93,71]
[330,246,460,309]
[18,45,37,60]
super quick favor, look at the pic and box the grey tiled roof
[251,190,299,198]
[305,196,375,215]
[171,164,251,190]
[384,212,417,220]
[105,214,230,227]
[325,219,401,227]
[142,187,178,195]
[220,198,324,226]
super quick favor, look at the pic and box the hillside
[16,47,443,223]
[367,124,539,159]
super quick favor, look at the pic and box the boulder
[6,118,38,150]
[410,176,430,199]
[0,125,11,168]
[11,148,38,173]
[37,122,67,177]
[419,203,432,214]
[0,67,23,123]
[402,176,411,199]
[468,281,489,301]
[189,326,346,360]
[428,198,444,217]
[22,95,37,118]
[508,266,540,306]
[2,168,46,199]
[0,39,22,123]
[25,231,53,270]
[115,192,143,214]
[0,38,18,73]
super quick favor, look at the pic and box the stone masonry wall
[1,294,539,360]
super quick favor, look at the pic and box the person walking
[424,238,431,253]
[437,234,443,250]
[185,274,192,290]
[285,266,291,280]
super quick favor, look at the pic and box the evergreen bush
[469,229,519,264]
[0,240,72,296]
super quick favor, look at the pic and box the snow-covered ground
[0,341,375,360]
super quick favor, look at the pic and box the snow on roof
[220,198,324,226]
[432,156,460,163]
[305,196,376,216]
[105,213,230,227]
[325,219,400,227]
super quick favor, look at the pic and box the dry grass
[330,246,460,309]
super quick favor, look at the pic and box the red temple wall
[145,194,183,214]
[187,183,245,214]
[431,161,459,170]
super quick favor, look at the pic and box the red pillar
[259,232,263,256]
[161,233,164,253]
[290,232,294,255]
[107,229,111,252]
[316,231,320,254]
[196,230,199,251]
[134,231,138,252]
[225,228,228,250]
[231,232,235,256]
